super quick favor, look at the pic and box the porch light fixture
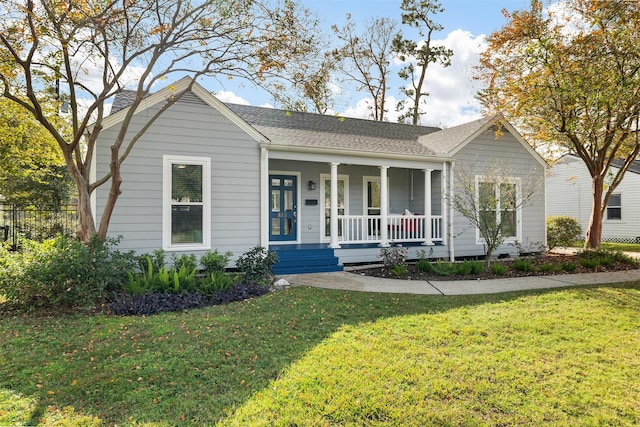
[308,180,316,191]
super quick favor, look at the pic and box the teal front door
[270,175,297,241]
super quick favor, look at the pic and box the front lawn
[1,284,639,426]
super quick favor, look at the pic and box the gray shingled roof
[111,90,137,113]
[109,86,500,158]
[418,115,496,155]
[565,154,640,175]
[226,104,441,157]
[611,157,640,174]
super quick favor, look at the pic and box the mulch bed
[351,253,639,281]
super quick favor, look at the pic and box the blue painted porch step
[270,245,343,275]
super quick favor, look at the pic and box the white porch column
[448,161,455,261]
[329,162,341,249]
[423,169,434,245]
[380,166,390,247]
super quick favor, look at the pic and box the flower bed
[352,251,639,281]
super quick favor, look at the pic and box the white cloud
[214,90,251,105]
[413,29,487,128]
[340,96,403,123]
[336,29,488,128]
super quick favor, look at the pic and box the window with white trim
[163,155,210,250]
[606,193,622,220]
[364,177,381,216]
[477,177,521,242]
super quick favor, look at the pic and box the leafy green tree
[0,98,73,207]
[0,0,319,242]
[478,0,640,248]
[392,0,453,125]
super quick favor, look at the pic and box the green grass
[2,284,640,426]
[574,241,640,252]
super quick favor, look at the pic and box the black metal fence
[0,204,79,250]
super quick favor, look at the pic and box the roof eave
[91,77,270,145]
[262,142,454,163]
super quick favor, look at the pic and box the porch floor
[269,242,444,274]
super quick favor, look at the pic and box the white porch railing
[337,214,443,245]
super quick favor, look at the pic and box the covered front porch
[263,153,453,272]
[322,162,446,248]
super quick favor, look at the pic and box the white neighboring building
[547,154,640,243]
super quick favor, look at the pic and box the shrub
[125,257,199,295]
[455,260,473,276]
[236,246,279,284]
[138,249,166,271]
[538,263,561,273]
[547,216,582,249]
[491,263,508,275]
[456,260,485,276]
[415,258,434,274]
[0,236,137,309]
[171,253,197,271]
[379,244,409,270]
[599,255,614,266]
[199,250,233,274]
[513,258,536,272]
[391,264,408,276]
[200,271,235,293]
[610,250,638,265]
[468,260,485,275]
[433,260,456,276]
[577,248,637,266]
[579,258,600,269]
[561,262,577,272]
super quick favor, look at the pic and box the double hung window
[477,177,520,242]
[163,155,210,250]
[606,193,621,220]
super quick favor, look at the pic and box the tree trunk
[63,150,97,243]
[584,174,604,249]
[76,187,97,243]
[484,248,493,268]
[97,145,123,240]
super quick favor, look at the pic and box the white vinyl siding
[452,126,546,257]
[95,92,261,258]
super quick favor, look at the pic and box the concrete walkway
[281,269,640,296]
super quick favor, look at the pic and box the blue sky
[307,0,530,35]
[211,0,536,127]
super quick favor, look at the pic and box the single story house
[93,77,547,274]
[547,154,640,243]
